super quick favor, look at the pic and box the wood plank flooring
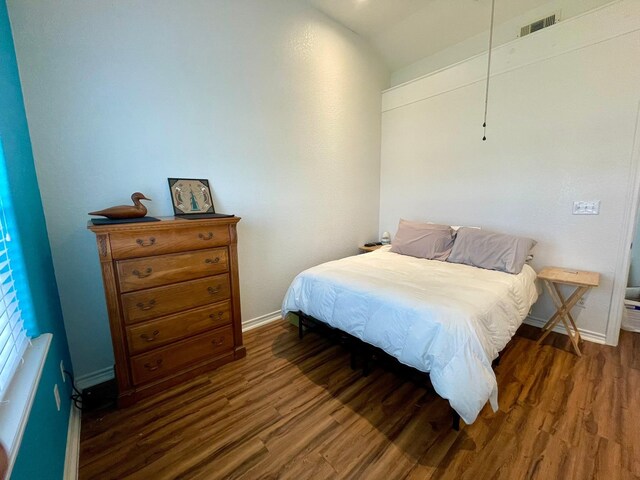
[79,321,640,479]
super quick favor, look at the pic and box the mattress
[281,246,539,424]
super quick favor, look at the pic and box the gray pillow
[390,220,455,261]
[447,227,536,274]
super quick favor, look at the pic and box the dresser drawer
[109,225,230,260]
[126,301,232,354]
[121,273,230,324]
[130,326,234,385]
[116,247,229,293]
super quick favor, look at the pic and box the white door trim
[607,100,640,345]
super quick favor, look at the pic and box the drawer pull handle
[209,311,224,320]
[136,237,156,247]
[205,257,220,264]
[136,300,156,311]
[140,330,160,342]
[199,232,214,241]
[132,267,153,278]
[212,337,225,347]
[207,286,221,295]
[144,359,163,371]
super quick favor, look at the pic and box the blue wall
[0,1,73,478]
[11,354,72,480]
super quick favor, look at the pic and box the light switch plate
[573,200,600,215]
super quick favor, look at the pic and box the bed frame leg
[492,353,501,368]
[451,409,461,431]
[362,347,371,377]
[298,313,304,340]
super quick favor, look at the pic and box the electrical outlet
[577,298,586,308]
[60,360,65,382]
[53,384,61,411]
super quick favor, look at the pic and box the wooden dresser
[88,217,245,406]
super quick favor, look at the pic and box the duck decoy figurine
[89,192,151,219]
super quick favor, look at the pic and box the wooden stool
[536,266,600,356]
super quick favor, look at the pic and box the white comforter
[281,246,538,424]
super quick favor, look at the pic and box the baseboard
[242,310,282,332]
[63,404,81,480]
[76,312,284,390]
[524,315,606,344]
[76,366,114,391]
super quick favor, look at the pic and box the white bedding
[281,246,539,424]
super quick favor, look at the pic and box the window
[0,142,51,477]
[0,149,29,400]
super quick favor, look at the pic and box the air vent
[520,13,558,37]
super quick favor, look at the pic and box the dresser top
[87,216,240,233]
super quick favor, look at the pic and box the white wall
[390,0,615,87]
[380,1,640,343]
[628,208,640,287]
[8,0,388,378]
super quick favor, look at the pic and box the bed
[281,245,539,425]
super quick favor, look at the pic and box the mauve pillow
[447,227,536,274]
[390,220,455,261]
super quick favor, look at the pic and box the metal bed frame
[296,310,502,431]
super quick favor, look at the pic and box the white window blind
[0,195,28,400]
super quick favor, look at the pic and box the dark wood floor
[79,321,640,480]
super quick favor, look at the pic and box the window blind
[0,194,28,400]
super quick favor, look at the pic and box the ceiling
[301,0,609,72]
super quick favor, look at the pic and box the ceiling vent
[519,13,559,37]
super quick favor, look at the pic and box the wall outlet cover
[53,383,61,411]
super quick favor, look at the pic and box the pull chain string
[483,0,496,141]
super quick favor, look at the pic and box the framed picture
[167,178,215,215]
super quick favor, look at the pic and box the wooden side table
[359,244,384,254]
[536,266,600,356]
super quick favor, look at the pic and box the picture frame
[167,178,215,215]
